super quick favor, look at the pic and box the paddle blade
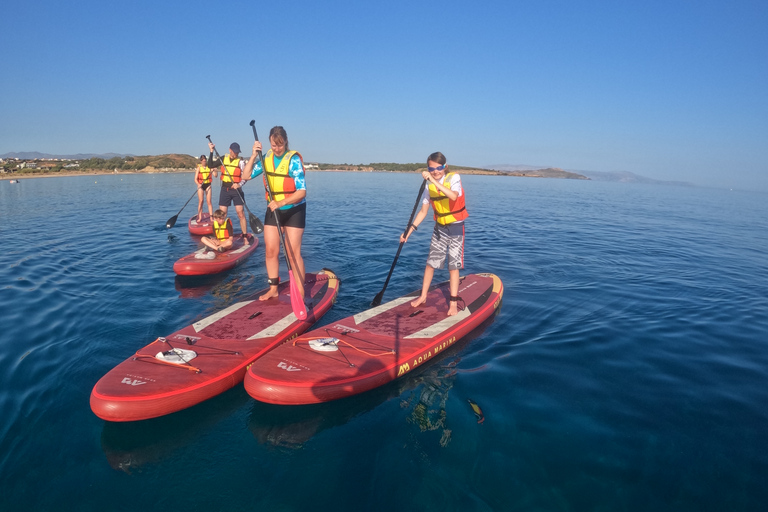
[249,214,264,234]
[288,270,307,320]
[371,290,384,307]
[166,215,178,229]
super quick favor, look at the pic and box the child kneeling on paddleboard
[400,152,468,316]
[202,209,234,253]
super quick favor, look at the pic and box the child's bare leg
[447,269,460,316]
[411,265,435,307]
[196,189,204,221]
[206,189,213,216]
[201,236,217,251]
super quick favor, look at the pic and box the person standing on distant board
[194,155,217,222]
[400,152,468,316]
[242,126,307,302]
[207,141,249,244]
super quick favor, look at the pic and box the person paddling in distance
[400,152,468,316]
[201,209,234,253]
[242,126,307,302]
[207,141,250,245]
[194,155,217,222]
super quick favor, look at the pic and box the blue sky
[2,0,766,191]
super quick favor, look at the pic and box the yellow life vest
[428,172,468,225]
[196,165,213,184]
[263,150,302,202]
[220,156,242,183]
[213,218,233,241]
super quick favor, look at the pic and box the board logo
[121,377,146,386]
[277,361,302,372]
[397,362,411,376]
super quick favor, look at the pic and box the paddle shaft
[371,178,428,306]
[166,188,198,228]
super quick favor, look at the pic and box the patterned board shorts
[426,222,465,270]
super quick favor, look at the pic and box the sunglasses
[428,164,446,172]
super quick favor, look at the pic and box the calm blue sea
[1,171,767,511]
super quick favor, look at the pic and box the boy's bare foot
[259,287,279,301]
[447,304,459,316]
[411,295,426,308]
[243,234,250,246]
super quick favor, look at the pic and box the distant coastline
[0,152,695,186]
[3,166,591,181]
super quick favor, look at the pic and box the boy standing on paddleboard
[400,152,468,316]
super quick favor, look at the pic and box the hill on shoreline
[3,152,688,185]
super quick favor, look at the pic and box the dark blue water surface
[1,172,767,511]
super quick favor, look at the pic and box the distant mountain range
[1,152,131,160]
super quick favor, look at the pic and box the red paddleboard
[90,269,341,421]
[188,213,214,236]
[244,273,503,405]
[173,234,258,276]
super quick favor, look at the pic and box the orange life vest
[220,156,242,183]
[428,172,468,225]
[213,218,233,241]
[196,165,213,184]
[263,150,302,202]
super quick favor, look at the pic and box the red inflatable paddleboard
[188,213,214,236]
[173,234,258,276]
[90,269,340,421]
[244,273,503,405]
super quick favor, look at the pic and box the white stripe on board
[193,301,254,332]
[404,308,471,339]
[353,296,413,325]
[247,312,297,340]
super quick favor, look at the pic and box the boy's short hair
[427,152,446,165]
[213,209,226,220]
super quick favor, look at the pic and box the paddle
[205,135,264,235]
[371,178,428,307]
[166,189,198,228]
[250,120,307,321]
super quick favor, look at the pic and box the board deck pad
[188,213,214,236]
[173,233,258,276]
[244,273,503,405]
[90,270,340,421]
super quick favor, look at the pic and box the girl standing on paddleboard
[194,155,217,222]
[400,152,468,316]
[242,126,308,301]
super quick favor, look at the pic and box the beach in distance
[1,171,766,511]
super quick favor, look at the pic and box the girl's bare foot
[259,287,279,301]
[411,295,427,308]
[447,303,459,316]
